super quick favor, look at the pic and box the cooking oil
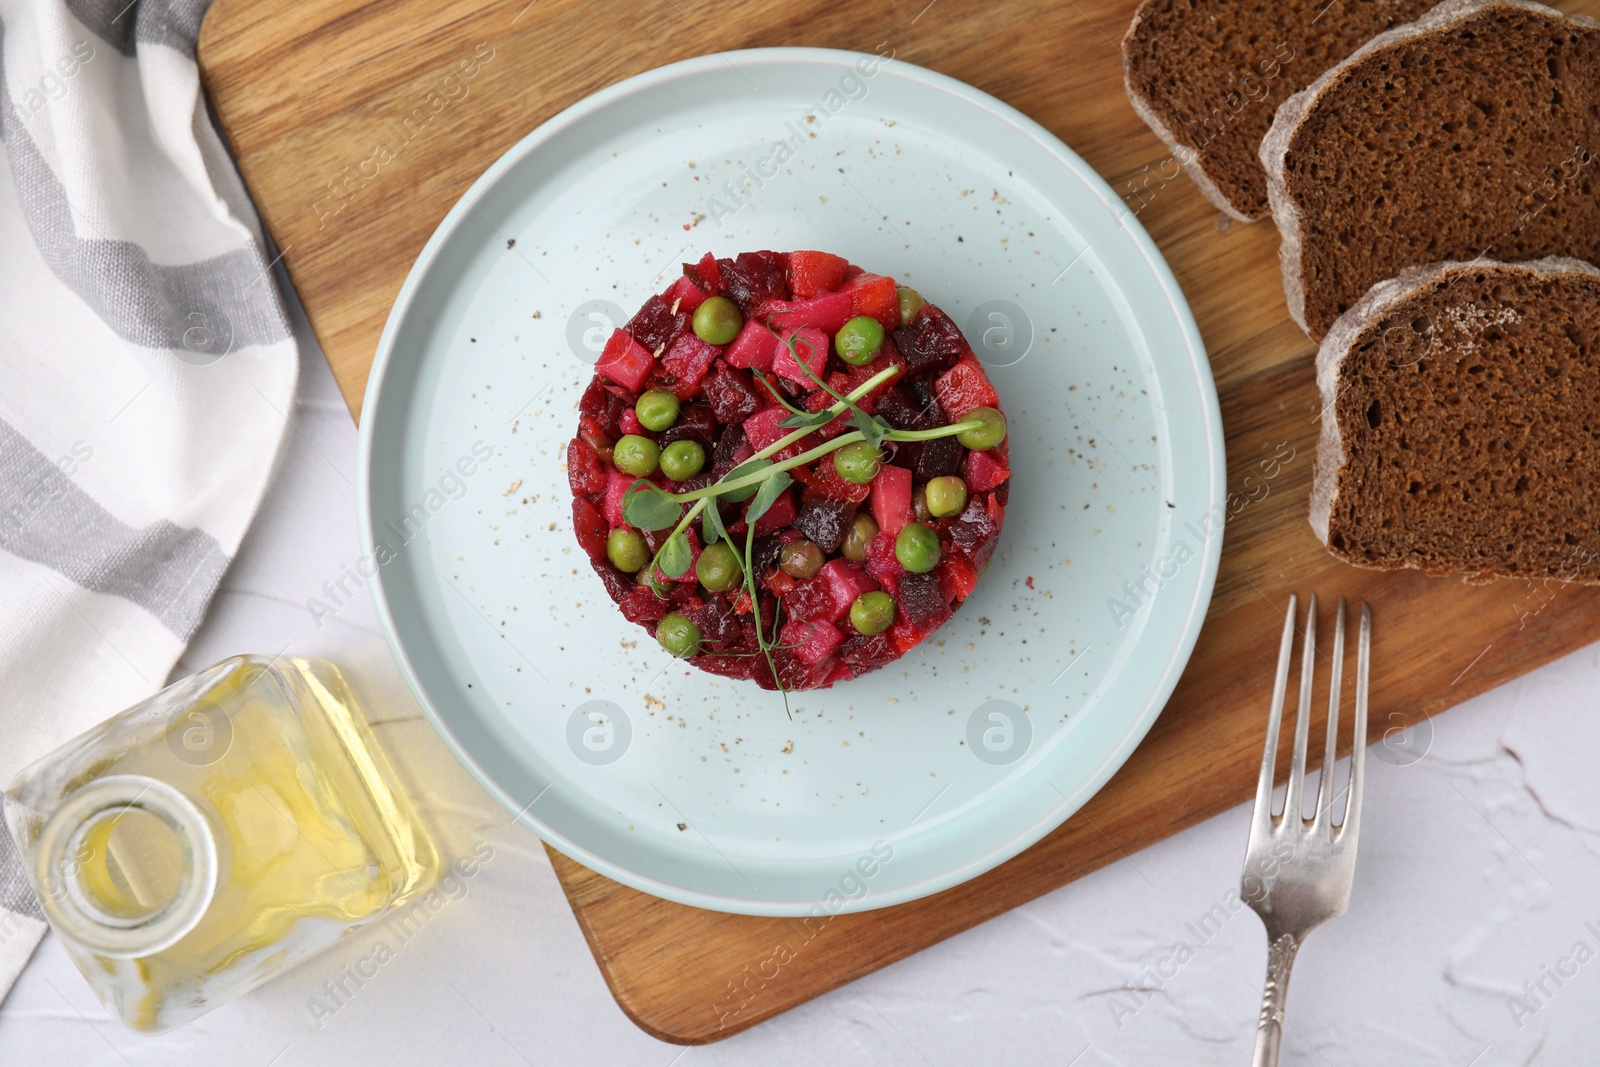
[3,656,438,1032]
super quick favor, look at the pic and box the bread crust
[1310,255,1600,579]
[1260,0,1600,337]
[1121,3,1257,225]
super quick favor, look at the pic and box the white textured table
[4,285,1598,1066]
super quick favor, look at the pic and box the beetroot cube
[799,386,852,440]
[596,328,654,392]
[863,531,904,596]
[915,435,964,481]
[792,456,872,505]
[938,555,979,603]
[664,274,708,314]
[801,559,880,624]
[773,326,829,385]
[578,401,624,446]
[781,617,844,668]
[696,653,764,683]
[904,378,945,422]
[839,632,897,671]
[747,486,798,534]
[660,332,719,394]
[770,648,823,691]
[686,253,722,294]
[788,250,849,297]
[875,387,942,431]
[966,448,1010,493]
[725,320,781,372]
[682,596,751,652]
[613,570,647,610]
[765,292,853,335]
[793,493,856,553]
[573,497,609,562]
[898,571,952,632]
[827,566,889,627]
[619,408,646,436]
[627,294,688,353]
[934,357,1001,418]
[838,272,899,330]
[742,407,790,452]
[893,306,967,377]
[702,362,762,425]
[871,464,913,537]
[711,423,752,477]
[659,400,717,448]
[888,617,925,653]
[601,466,639,528]
[619,584,672,627]
[566,438,606,496]
[950,492,1005,570]
[579,374,618,421]
[590,559,634,604]
[717,251,790,312]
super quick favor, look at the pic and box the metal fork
[1244,594,1370,1067]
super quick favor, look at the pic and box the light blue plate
[358,48,1224,915]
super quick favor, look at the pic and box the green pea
[833,441,882,485]
[659,440,706,481]
[607,528,649,572]
[635,390,680,432]
[895,522,941,573]
[780,540,824,580]
[636,565,670,598]
[613,434,659,476]
[897,286,925,326]
[841,513,878,562]
[956,407,1007,451]
[696,541,742,592]
[656,612,702,658]
[692,296,743,345]
[835,315,885,366]
[849,590,896,635]
[925,476,968,518]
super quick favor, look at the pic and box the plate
[358,47,1224,915]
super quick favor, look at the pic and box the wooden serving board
[200,0,1600,1044]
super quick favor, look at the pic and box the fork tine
[1284,595,1317,824]
[1253,594,1298,832]
[1314,598,1346,833]
[1339,603,1372,840]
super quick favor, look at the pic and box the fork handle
[1250,932,1300,1067]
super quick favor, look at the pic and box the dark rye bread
[1122,0,1435,221]
[1311,257,1600,583]
[1263,0,1600,339]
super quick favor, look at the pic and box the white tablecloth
[4,283,1598,1066]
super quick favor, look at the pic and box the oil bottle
[3,656,438,1032]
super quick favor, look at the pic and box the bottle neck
[35,775,218,958]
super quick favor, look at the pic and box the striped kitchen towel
[0,0,296,1001]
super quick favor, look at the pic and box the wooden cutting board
[199,0,1600,1043]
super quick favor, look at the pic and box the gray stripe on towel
[0,26,291,356]
[0,828,44,922]
[63,0,210,57]
[0,419,229,641]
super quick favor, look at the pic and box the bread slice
[1311,256,1600,582]
[1263,0,1600,339]
[1122,0,1436,222]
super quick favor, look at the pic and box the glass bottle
[2,656,438,1032]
